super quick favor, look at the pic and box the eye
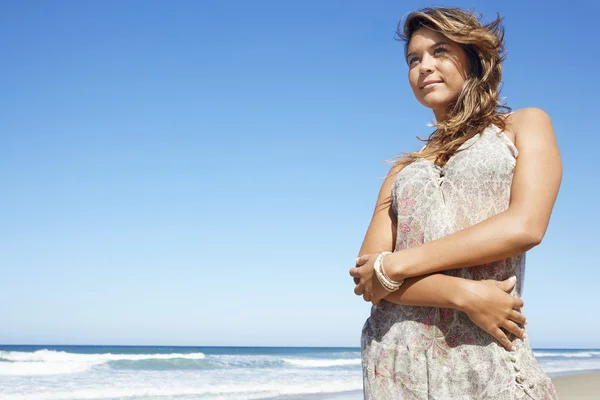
[434,47,448,55]
[408,56,419,66]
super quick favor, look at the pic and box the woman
[349,7,561,399]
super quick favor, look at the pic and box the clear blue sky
[1,0,598,348]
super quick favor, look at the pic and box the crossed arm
[352,108,562,349]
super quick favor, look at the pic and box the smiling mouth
[421,81,443,89]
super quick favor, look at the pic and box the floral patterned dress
[361,125,558,399]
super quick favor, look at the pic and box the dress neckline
[417,131,482,170]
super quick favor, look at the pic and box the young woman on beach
[349,7,561,399]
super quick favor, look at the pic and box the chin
[418,98,451,110]
[418,92,458,110]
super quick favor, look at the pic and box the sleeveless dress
[361,124,558,399]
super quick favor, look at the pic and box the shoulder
[509,107,551,121]
[506,107,553,134]
[502,107,553,144]
[379,162,404,193]
[388,160,406,176]
[505,108,559,162]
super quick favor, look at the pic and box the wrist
[452,278,475,312]
[385,251,408,283]
[376,252,402,292]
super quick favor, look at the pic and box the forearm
[386,210,540,282]
[383,273,470,310]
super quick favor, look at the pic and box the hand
[349,253,392,305]
[460,276,527,351]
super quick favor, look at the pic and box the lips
[421,80,443,89]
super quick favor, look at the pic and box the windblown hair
[392,7,511,168]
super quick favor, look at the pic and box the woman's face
[406,27,470,118]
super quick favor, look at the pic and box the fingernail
[511,346,516,352]
[510,275,516,281]
[523,333,528,339]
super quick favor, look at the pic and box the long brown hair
[391,7,511,168]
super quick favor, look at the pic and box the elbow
[513,223,545,250]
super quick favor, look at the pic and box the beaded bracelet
[374,251,404,292]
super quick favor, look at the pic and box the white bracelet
[374,251,404,292]
[374,252,396,291]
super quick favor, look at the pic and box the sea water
[1,345,598,399]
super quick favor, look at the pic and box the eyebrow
[406,41,450,60]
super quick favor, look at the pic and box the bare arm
[353,156,526,350]
[356,159,490,311]
[350,111,554,349]
[384,108,562,282]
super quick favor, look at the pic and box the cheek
[408,70,420,93]
[440,62,466,89]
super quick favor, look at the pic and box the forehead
[407,27,452,52]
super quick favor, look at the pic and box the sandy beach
[552,372,600,399]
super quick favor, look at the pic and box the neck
[433,107,450,123]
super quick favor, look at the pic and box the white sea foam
[534,351,600,358]
[0,350,362,376]
[0,361,92,376]
[0,350,206,376]
[283,358,362,367]
[0,380,363,400]
[540,359,600,374]
[534,350,600,375]
[0,349,206,362]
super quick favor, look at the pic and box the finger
[363,293,372,303]
[499,276,517,292]
[349,267,360,278]
[354,284,365,296]
[513,297,524,309]
[509,310,527,326]
[356,255,368,267]
[494,328,515,352]
[503,320,526,340]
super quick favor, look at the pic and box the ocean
[1,345,599,400]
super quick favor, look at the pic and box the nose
[419,54,435,74]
